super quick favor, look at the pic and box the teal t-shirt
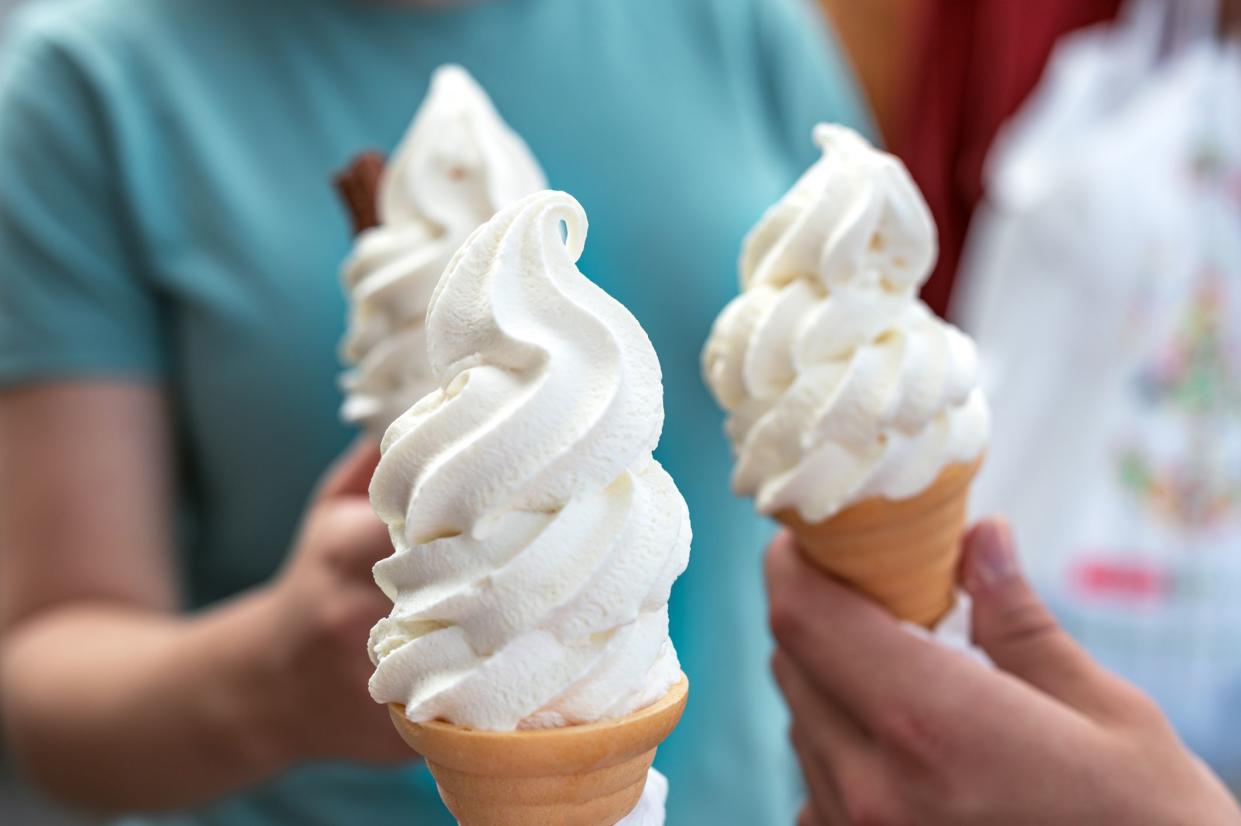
[0,0,872,823]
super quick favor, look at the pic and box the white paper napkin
[902,592,992,666]
[616,768,668,826]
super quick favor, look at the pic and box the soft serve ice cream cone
[337,65,546,437]
[367,190,691,824]
[702,125,989,627]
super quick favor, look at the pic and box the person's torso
[52,0,869,821]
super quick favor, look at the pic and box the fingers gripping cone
[776,459,982,628]
[389,678,688,826]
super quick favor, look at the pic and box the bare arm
[0,382,408,813]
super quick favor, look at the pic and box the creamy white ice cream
[368,190,690,731]
[702,125,989,523]
[340,65,546,435]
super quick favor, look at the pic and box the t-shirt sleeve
[0,12,166,387]
[755,0,878,169]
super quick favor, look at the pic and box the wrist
[184,586,301,779]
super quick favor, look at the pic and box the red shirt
[897,0,1123,316]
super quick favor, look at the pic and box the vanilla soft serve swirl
[368,191,690,731]
[702,125,988,523]
[339,65,546,435]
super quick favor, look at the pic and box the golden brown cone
[776,458,982,628]
[389,677,688,826]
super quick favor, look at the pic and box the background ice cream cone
[389,677,688,826]
[776,459,981,628]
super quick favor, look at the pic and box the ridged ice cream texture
[367,190,691,731]
[339,65,547,436]
[702,125,989,523]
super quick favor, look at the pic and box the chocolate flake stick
[333,151,386,236]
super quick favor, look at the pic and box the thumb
[962,518,1118,718]
[317,439,382,501]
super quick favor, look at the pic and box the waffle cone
[389,677,688,826]
[776,459,981,628]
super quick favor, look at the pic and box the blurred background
[1,0,1237,822]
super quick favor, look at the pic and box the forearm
[1,590,292,813]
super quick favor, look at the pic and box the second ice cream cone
[776,459,981,628]
[389,677,688,826]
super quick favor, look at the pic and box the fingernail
[963,519,1019,592]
